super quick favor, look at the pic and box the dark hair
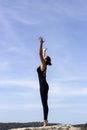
[46,56,52,65]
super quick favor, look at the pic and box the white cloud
[6,45,33,57]
[50,83,87,97]
[0,79,38,89]
[69,110,87,114]
[52,76,87,82]
[12,15,40,25]
[49,102,87,109]
[0,103,41,110]
[0,0,40,26]
[51,0,87,22]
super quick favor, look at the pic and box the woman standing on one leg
[37,37,52,126]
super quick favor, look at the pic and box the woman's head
[44,56,52,66]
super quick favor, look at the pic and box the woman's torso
[37,66,48,86]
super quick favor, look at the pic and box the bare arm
[43,48,47,58]
[39,37,46,70]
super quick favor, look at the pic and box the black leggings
[40,84,49,120]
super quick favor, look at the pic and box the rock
[10,124,81,130]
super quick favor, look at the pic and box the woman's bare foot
[43,120,48,127]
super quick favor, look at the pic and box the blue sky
[0,0,87,124]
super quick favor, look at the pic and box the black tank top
[37,66,47,86]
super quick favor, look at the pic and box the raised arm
[39,37,45,64]
[43,48,47,58]
[39,37,47,71]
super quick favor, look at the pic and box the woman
[37,37,52,126]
